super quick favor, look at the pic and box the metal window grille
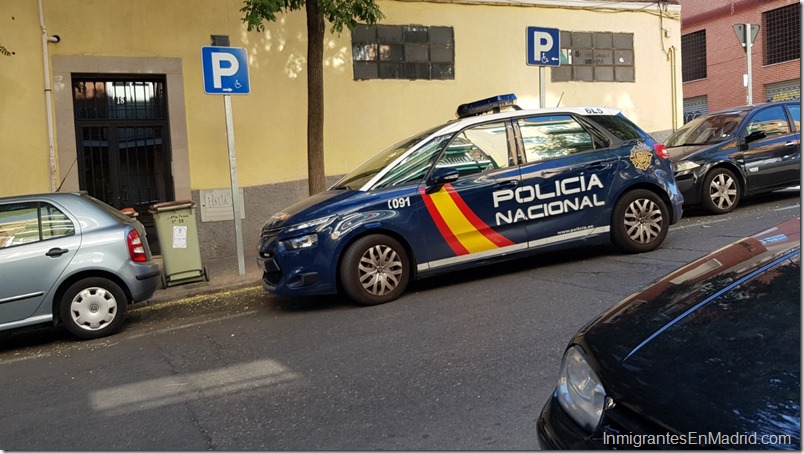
[681,30,707,82]
[552,31,635,83]
[352,24,454,80]
[764,3,800,65]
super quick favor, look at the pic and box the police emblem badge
[630,142,653,171]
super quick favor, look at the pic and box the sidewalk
[148,253,264,304]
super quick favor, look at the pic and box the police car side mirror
[428,168,460,188]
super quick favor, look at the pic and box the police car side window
[436,121,509,178]
[517,115,594,163]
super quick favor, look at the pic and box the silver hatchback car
[0,192,160,339]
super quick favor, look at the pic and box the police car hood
[575,217,801,443]
[265,189,356,229]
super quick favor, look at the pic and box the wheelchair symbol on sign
[234,80,242,89]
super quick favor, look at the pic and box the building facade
[0,0,681,262]
[679,0,800,122]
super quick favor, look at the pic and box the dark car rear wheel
[611,189,669,253]
[339,234,410,306]
[60,278,127,339]
[701,167,740,214]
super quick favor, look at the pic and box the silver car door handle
[493,180,519,189]
[785,141,798,146]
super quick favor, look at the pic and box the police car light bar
[456,94,519,118]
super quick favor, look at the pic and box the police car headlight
[556,346,607,432]
[284,233,318,250]
[285,215,336,233]
[673,160,701,173]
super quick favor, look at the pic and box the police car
[258,94,684,305]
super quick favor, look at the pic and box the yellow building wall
[0,0,681,196]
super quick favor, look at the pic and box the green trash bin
[150,201,208,287]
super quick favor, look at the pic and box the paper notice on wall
[173,225,188,249]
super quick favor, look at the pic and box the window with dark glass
[764,3,800,65]
[681,30,707,82]
[746,106,791,138]
[552,31,635,83]
[352,24,454,80]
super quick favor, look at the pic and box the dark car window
[746,105,791,138]
[0,202,75,248]
[665,111,748,147]
[587,114,645,141]
[785,104,800,132]
[517,115,596,163]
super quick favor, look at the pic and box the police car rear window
[588,114,645,141]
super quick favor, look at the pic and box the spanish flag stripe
[444,184,516,247]
[428,186,498,253]
[419,187,469,256]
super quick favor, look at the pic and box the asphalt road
[0,190,799,450]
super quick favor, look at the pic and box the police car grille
[261,227,282,240]
[264,271,282,286]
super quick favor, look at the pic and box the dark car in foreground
[537,216,801,449]
[0,192,161,339]
[258,94,683,305]
[667,101,800,214]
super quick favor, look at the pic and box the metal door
[72,76,174,253]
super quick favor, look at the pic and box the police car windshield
[333,125,445,190]
[665,112,747,147]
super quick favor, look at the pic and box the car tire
[60,278,127,340]
[611,189,669,253]
[701,168,741,214]
[339,234,410,306]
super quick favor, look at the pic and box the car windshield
[332,124,449,190]
[665,111,748,147]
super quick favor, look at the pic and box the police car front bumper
[257,234,339,297]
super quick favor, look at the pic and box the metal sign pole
[224,94,246,276]
[540,66,546,108]
[745,23,753,105]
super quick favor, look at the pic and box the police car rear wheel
[611,189,668,253]
[340,234,410,305]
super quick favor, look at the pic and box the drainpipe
[38,0,60,192]
[669,46,678,130]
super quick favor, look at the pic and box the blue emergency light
[456,93,519,118]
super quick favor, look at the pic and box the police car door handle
[493,179,519,189]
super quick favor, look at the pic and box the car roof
[0,191,86,203]
[444,106,622,132]
[705,100,797,117]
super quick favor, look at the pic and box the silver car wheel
[623,198,664,244]
[708,173,738,210]
[69,287,119,331]
[358,244,403,296]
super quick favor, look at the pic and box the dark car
[537,216,801,450]
[0,192,161,339]
[258,94,683,305]
[667,101,800,214]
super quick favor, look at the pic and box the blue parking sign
[526,27,561,66]
[202,46,251,95]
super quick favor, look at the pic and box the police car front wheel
[611,189,669,253]
[339,234,410,306]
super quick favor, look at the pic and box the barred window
[681,30,707,82]
[764,3,800,65]
[352,24,454,80]
[552,31,635,83]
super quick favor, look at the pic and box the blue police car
[258,95,684,305]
